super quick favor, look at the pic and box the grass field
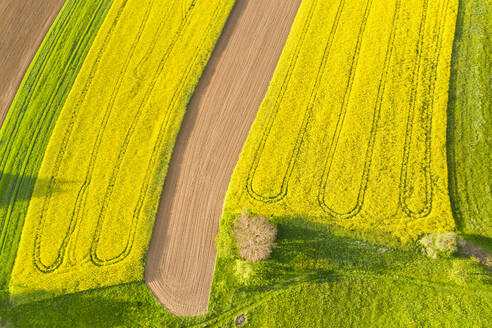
[1,215,490,327]
[0,0,114,291]
[0,0,490,327]
[210,214,491,327]
[447,0,491,239]
[9,0,234,303]
[225,0,459,246]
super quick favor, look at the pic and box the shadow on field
[235,217,416,295]
[2,296,135,328]
[0,172,73,208]
[202,216,452,328]
[461,234,492,252]
[0,282,159,328]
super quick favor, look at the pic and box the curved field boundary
[0,0,65,127]
[225,0,459,245]
[9,0,234,304]
[145,0,303,316]
[0,0,114,290]
[89,0,204,268]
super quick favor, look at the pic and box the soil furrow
[145,0,302,316]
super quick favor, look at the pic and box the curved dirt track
[0,0,65,127]
[145,0,302,316]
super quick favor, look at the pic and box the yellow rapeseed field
[10,0,234,302]
[225,0,458,245]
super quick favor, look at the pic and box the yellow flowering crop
[225,0,458,245]
[10,0,234,302]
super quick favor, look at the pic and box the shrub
[233,213,277,262]
[419,232,458,259]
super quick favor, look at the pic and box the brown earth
[0,0,65,127]
[145,0,302,316]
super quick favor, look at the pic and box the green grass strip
[447,0,491,239]
[0,0,115,290]
[1,214,490,327]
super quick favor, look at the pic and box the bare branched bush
[233,213,277,262]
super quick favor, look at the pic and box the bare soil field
[0,0,65,127]
[145,0,302,316]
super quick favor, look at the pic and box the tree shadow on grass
[0,282,175,328]
[234,217,416,295]
[206,216,436,326]
[210,216,492,328]
[0,294,133,328]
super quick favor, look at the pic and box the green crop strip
[447,0,491,239]
[0,0,114,291]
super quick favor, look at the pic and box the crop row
[9,0,235,303]
[0,0,114,291]
[225,0,458,245]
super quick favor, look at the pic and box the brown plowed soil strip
[0,0,65,127]
[145,0,302,316]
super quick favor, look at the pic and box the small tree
[233,212,277,262]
